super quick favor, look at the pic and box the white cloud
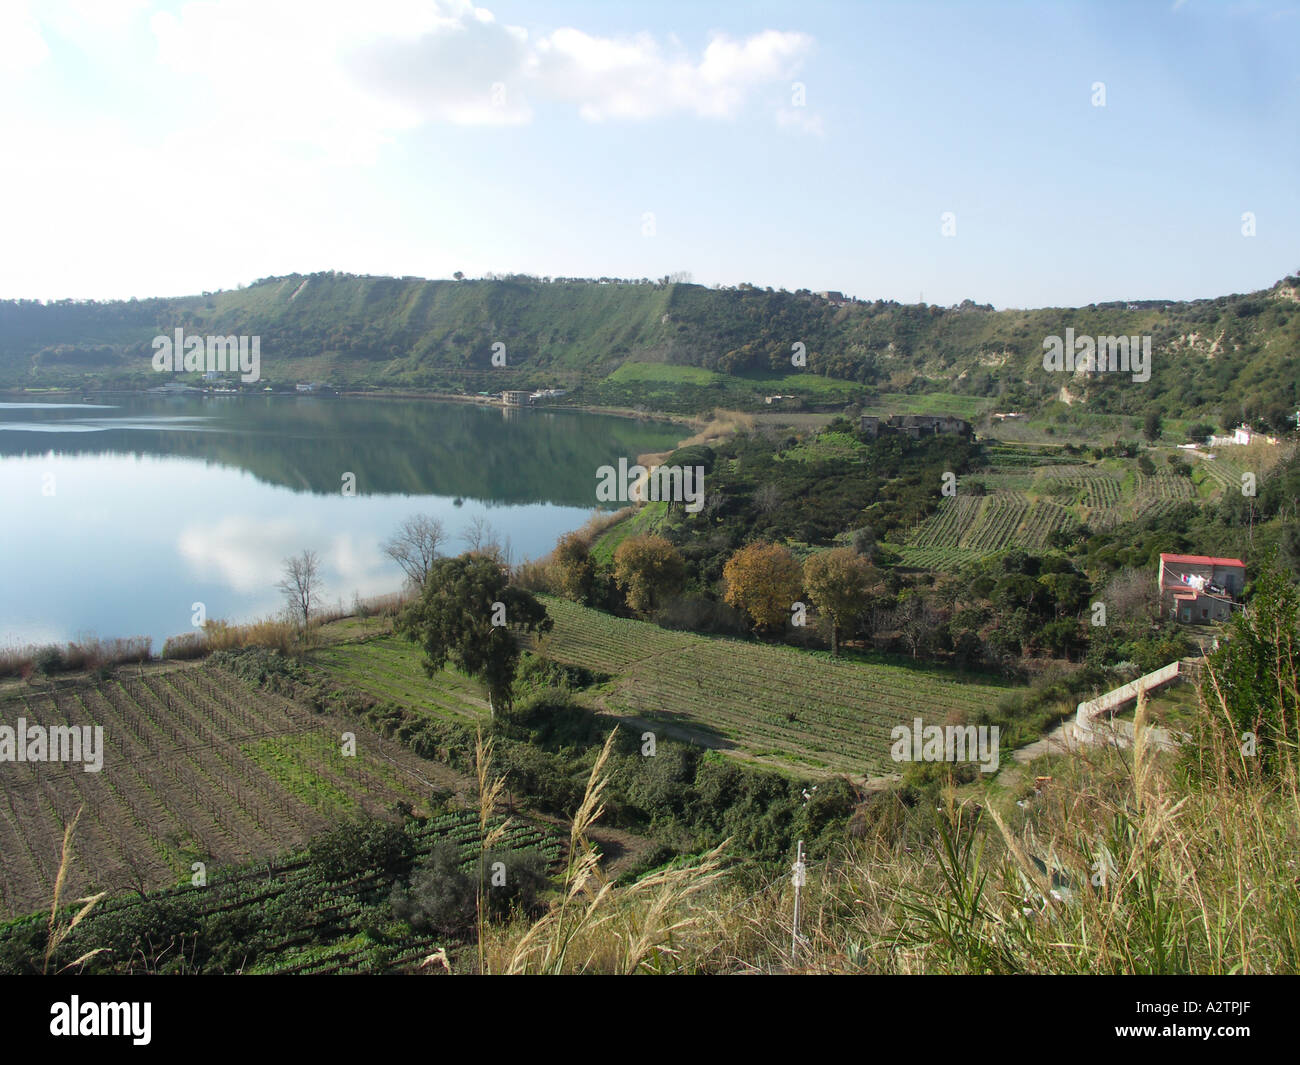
[0,2,50,75]
[139,0,812,141]
[348,15,534,125]
[0,1,818,296]
[515,26,812,122]
[178,514,305,593]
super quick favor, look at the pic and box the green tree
[1142,410,1163,443]
[390,840,475,934]
[1037,570,1090,620]
[397,554,552,717]
[310,818,413,883]
[803,547,879,656]
[1201,562,1300,775]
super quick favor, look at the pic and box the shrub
[481,847,551,920]
[390,841,476,935]
[32,645,64,675]
[308,819,414,883]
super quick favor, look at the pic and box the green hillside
[3,271,1298,425]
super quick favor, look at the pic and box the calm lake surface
[0,395,681,648]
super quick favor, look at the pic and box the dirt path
[1012,715,1183,767]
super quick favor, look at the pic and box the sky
[0,0,1297,309]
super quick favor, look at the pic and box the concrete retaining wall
[1075,661,1182,739]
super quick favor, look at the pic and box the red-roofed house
[1157,553,1245,623]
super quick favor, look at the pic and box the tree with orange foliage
[551,531,595,604]
[613,535,685,614]
[723,542,803,634]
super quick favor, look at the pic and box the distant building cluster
[860,413,973,439]
[1207,423,1279,448]
[500,388,568,407]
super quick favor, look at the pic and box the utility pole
[791,839,806,963]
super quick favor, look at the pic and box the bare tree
[383,514,446,590]
[754,483,782,516]
[460,515,511,565]
[279,550,322,631]
[1100,566,1155,624]
[896,594,938,659]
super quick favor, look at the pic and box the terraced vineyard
[0,664,452,919]
[1132,470,1197,522]
[1134,470,1196,502]
[530,597,1015,777]
[1195,453,1251,492]
[1037,466,1124,508]
[906,445,1217,566]
[1019,499,1074,548]
[982,443,1080,468]
[963,493,1031,550]
[907,490,1072,555]
[894,546,989,569]
[909,495,983,548]
[973,470,1038,492]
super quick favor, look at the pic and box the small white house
[1208,424,1278,447]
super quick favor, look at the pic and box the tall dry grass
[0,636,152,680]
[474,729,511,975]
[43,806,106,975]
[672,672,1300,974]
[161,617,298,659]
[679,409,755,448]
[483,730,727,974]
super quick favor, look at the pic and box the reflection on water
[0,395,681,646]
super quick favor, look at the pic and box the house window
[1201,607,1208,619]
[1182,608,1191,622]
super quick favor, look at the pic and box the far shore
[0,383,717,445]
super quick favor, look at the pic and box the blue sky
[1,0,1296,307]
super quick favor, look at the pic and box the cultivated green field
[306,599,1017,778]
[0,663,456,918]
[528,598,1015,777]
[859,392,996,419]
[5,807,561,974]
[309,637,489,720]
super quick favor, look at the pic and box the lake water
[0,396,681,648]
